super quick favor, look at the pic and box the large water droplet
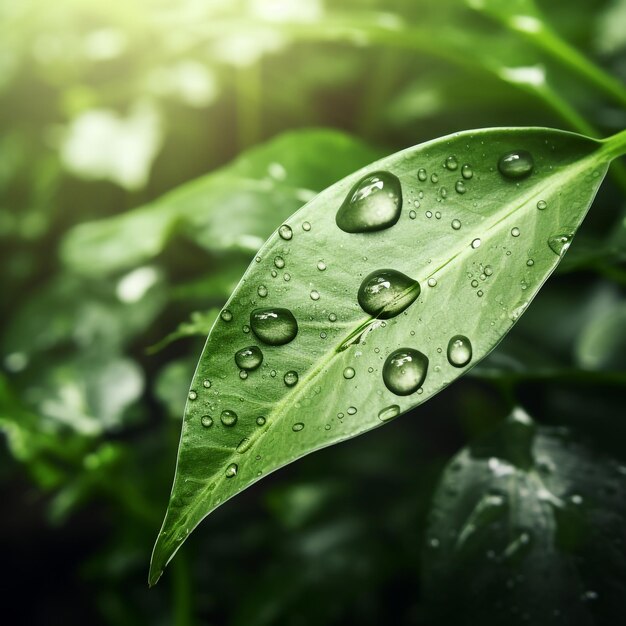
[548,233,572,256]
[378,405,400,422]
[336,171,402,233]
[383,348,429,396]
[279,224,293,240]
[284,370,299,387]
[234,345,263,371]
[225,463,238,478]
[220,410,238,427]
[447,335,472,368]
[250,308,298,345]
[357,269,420,319]
[498,150,534,179]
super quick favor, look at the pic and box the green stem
[603,128,626,160]
[530,26,626,109]
[171,552,194,626]
[236,63,263,151]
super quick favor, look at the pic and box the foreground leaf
[423,409,626,625]
[150,127,626,584]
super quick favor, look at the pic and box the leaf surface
[150,126,620,584]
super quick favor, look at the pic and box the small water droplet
[225,463,238,478]
[324,424,331,430]
[347,406,357,415]
[283,272,291,282]
[455,181,466,194]
[537,200,547,210]
[357,269,420,319]
[320,331,327,339]
[477,290,484,297]
[201,415,213,428]
[250,308,298,345]
[445,155,458,170]
[471,279,479,288]
[310,290,320,301]
[317,261,326,271]
[292,422,304,432]
[236,437,252,453]
[302,221,311,231]
[221,410,238,427]
[257,285,268,298]
[239,370,248,380]
[511,227,520,237]
[435,211,442,219]
[447,335,472,368]
[409,210,416,219]
[471,238,481,249]
[336,171,402,233]
[343,367,355,379]
[427,277,437,287]
[274,256,285,269]
[202,379,212,388]
[188,390,197,401]
[484,265,493,276]
[271,270,277,278]
[234,345,263,371]
[425,210,433,218]
[430,173,439,183]
[284,370,299,387]
[220,309,233,322]
[548,233,572,256]
[383,348,429,396]
[378,404,400,422]
[256,416,266,426]
[270,369,276,377]
[526,258,534,266]
[417,168,427,181]
[279,224,293,240]
[328,313,337,322]
[242,324,250,333]
[461,164,473,179]
[439,187,447,199]
[498,150,534,179]
[451,219,461,230]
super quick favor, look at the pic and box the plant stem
[603,128,626,160]
[172,552,194,626]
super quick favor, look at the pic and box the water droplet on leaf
[292,422,304,432]
[471,238,481,249]
[417,168,427,181]
[274,256,285,269]
[279,224,293,240]
[451,219,461,230]
[445,155,458,170]
[498,150,534,179]
[455,181,466,194]
[336,171,402,233]
[447,335,472,368]
[383,348,429,396]
[234,345,264,371]
[537,200,547,210]
[201,415,213,428]
[548,233,572,256]
[250,308,298,345]
[310,290,320,301]
[220,410,238,427]
[225,463,238,478]
[220,309,233,322]
[343,367,355,379]
[302,221,311,231]
[256,416,266,426]
[188,391,197,401]
[378,404,400,422]
[461,164,473,179]
[357,269,420,319]
[284,370,299,387]
[257,285,268,298]
[511,227,520,237]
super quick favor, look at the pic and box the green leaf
[61,129,380,276]
[150,126,625,585]
[422,409,626,625]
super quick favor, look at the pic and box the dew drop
[188,390,197,401]
[383,348,429,396]
[378,404,400,422]
[427,278,437,287]
[425,210,433,218]
[239,370,248,380]
[220,309,233,322]
[274,256,285,269]
[202,379,212,388]
[271,270,277,278]
[477,290,483,297]
[302,221,311,231]
[548,233,572,256]
[234,345,263,371]
[417,168,427,181]
[455,181,466,194]
[310,290,320,301]
[257,285,268,298]
[317,261,326,271]
[357,269,421,319]
[256,416,266,426]
[431,173,439,183]
[335,171,402,233]
[220,410,238,427]
[461,164,473,179]
[250,308,298,345]
[445,155,458,170]
[498,150,534,179]
[409,210,417,219]
[439,187,447,199]
[284,370,299,387]
[537,200,547,210]
[526,259,534,266]
[279,224,293,240]
[347,406,357,415]
[511,227,520,237]
[484,265,493,276]
[292,422,304,432]
[236,437,252,453]
[242,324,250,333]
[435,211,442,219]
[471,238,481,249]
[283,272,291,282]
[328,313,337,322]
[225,463,238,478]
[201,415,213,428]
[451,219,461,230]
[447,335,472,368]
[343,367,355,379]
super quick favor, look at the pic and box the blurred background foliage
[1,0,626,624]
